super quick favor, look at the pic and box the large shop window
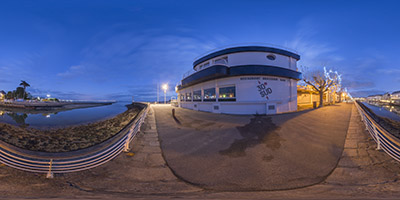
[219,86,236,101]
[204,88,216,101]
[193,90,201,101]
[180,93,185,101]
[186,92,192,101]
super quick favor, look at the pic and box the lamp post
[162,84,168,104]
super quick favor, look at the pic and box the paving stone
[141,146,162,153]
[146,154,166,166]
[338,157,359,168]
[343,149,358,157]
[357,149,369,157]
[149,141,160,147]
[344,140,358,149]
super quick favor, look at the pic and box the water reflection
[7,113,28,126]
[0,102,129,128]
[363,102,400,122]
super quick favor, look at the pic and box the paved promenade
[153,103,353,191]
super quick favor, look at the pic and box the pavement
[153,103,353,191]
[1,103,400,199]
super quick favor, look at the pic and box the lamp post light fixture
[162,84,168,104]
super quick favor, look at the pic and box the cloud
[341,80,375,90]
[285,17,340,67]
[28,87,94,100]
[350,89,387,98]
[57,65,86,78]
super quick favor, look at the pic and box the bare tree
[301,66,341,107]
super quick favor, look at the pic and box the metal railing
[355,101,400,162]
[0,103,149,178]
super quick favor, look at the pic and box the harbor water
[0,101,130,128]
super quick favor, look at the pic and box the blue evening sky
[0,0,399,101]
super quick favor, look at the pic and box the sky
[0,0,399,101]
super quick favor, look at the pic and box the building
[366,94,383,101]
[297,85,319,105]
[0,90,5,100]
[176,46,301,115]
[392,91,400,100]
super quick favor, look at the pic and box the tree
[15,87,25,99]
[6,91,14,99]
[301,66,341,107]
[19,80,30,99]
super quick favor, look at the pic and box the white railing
[355,101,400,162]
[0,103,149,178]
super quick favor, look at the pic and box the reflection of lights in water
[46,115,50,118]
[0,111,4,116]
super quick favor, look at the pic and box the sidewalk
[153,103,353,191]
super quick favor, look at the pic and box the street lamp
[162,84,168,104]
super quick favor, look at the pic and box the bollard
[172,108,175,117]
[313,101,317,109]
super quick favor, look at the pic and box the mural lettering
[257,81,272,99]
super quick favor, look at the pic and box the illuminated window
[180,93,185,101]
[219,86,236,101]
[186,92,192,101]
[203,88,216,101]
[193,90,201,101]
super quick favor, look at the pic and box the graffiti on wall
[257,81,272,99]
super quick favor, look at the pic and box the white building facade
[176,46,301,115]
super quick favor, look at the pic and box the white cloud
[57,65,85,78]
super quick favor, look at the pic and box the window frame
[218,85,236,102]
[203,87,216,102]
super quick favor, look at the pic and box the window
[186,92,192,101]
[203,88,216,101]
[214,57,228,65]
[203,62,210,68]
[268,105,275,110]
[219,86,236,101]
[193,90,201,101]
[267,54,276,60]
[180,93,185,101]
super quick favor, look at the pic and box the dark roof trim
[392,90,400,95]
[178,65,302,90]
[193,46,300,68]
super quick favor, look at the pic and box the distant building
[297,85,319,105]
[382,92,391,101]
[392,91,400,100]
[0,90,5,100]
[367,94,382,101]
[176,46,301,115]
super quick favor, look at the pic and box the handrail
[0,102,150,177]
[354,101,400,162]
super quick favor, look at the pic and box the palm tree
[19,80,30,99]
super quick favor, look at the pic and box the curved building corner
[176,46,301,115]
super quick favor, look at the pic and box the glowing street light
[162,84,168,104]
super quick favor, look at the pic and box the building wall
[297,92,319,104]
[178,75,297,115]
[194,52,297,71]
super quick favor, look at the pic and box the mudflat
[0,104,143,152]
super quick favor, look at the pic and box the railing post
[124,128,133,152]
[373,126,381,150]
[46,159,54,179]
